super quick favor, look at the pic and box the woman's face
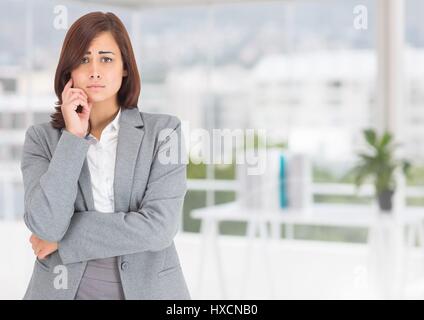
[71,31,127,104]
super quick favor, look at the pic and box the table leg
[240,217,275,299]
[259,220,276,299]
[240,217,257,299]
[195,218,227,299]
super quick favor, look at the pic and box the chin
[89,97,103,103]
[88,95,108,103]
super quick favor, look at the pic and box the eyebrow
[85,51,115,55]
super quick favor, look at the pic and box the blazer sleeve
[21,126,90,242]
[57,120,188,265]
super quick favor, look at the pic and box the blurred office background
[2,0,424,299]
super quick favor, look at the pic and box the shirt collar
[84,107,121,140]
[110,107,121,132]
[103,107,121,133]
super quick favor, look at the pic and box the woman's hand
[30,234,58,260]
[61,78,92,138]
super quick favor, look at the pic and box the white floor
[178,232,424,300]
[2,221,424,300]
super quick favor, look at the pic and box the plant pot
[377,189,394,212]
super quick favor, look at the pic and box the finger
[30,235,39,245]
[69,91,87,103]
[80,100,92,115]
[38,251,47,260]
[69,88,88,100]
[31,239,38,248]
[36,245,46,257]
[71,98,88,110]
[38,248,54,260]
[62,78,73,101]
[73,99,90,115]
[69,97,86,106]
[64,78,73,91]
[66,92,87,106]
[78,88,88,100]
[64,89,80,103]
[77,92,88,102]
[69,88,87,97]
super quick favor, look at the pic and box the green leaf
[379,132,392,149]
[351,128,413,196]
[364,129,377,147]
[403,161,412,177]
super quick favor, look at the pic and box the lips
[87,85,105,91]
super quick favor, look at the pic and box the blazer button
[121,261,129,271]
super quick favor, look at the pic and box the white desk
[191,202,424,299]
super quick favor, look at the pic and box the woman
[20,11,190,300]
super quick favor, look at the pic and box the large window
[404,0,424,206]
[131,1,378,236]
[11,1,424,243]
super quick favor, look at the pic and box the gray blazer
[20,107,191,300]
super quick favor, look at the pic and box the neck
[89,97,120,134]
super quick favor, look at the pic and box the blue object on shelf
[279,153,288,208]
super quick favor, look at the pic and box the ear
[123,69,128,77]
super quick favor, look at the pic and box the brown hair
[50,11,141,129]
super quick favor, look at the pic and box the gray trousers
[74,257,125,300]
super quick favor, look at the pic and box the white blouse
[84,107,121,213]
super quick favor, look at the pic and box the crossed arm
[22,119,187,265]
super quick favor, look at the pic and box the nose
[89,73,101,80]
[89,63,101,80]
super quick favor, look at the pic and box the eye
[102,57,113,63]
[81,57,89,64]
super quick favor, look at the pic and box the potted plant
[350,129,411,212]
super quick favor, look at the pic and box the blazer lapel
[79,159,94,211]
[114,108,144,212]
